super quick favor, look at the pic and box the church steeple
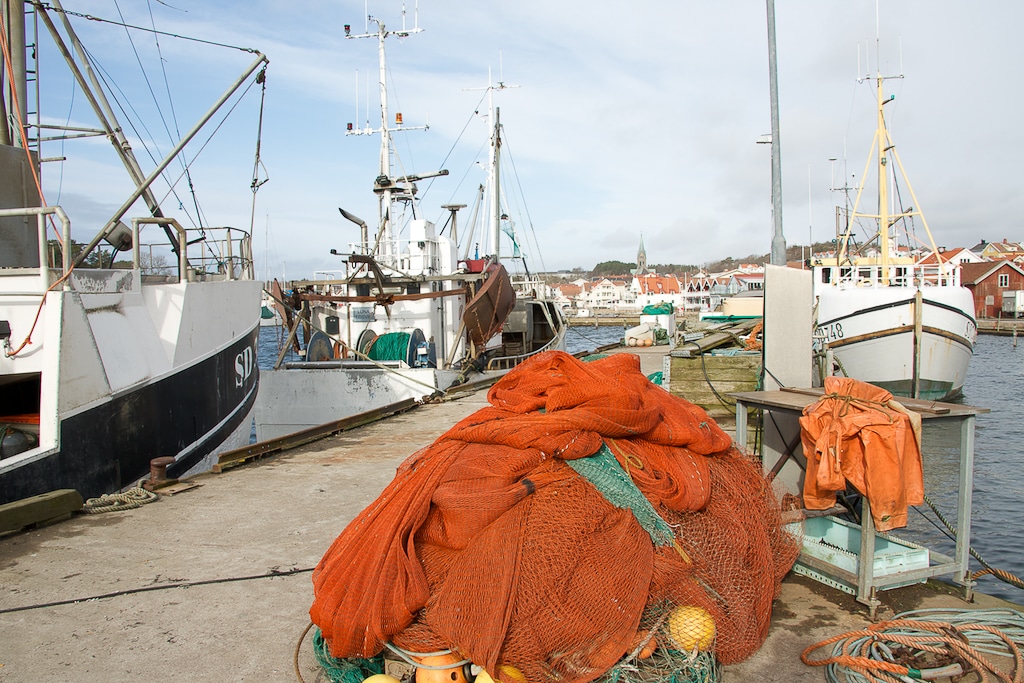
[636,233,648,274]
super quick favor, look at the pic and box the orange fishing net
[310,350,797,682]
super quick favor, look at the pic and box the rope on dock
[82,486,157,514]
[802,609,1024,683]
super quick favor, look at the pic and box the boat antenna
[344,14,430,258]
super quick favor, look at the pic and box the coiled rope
[802,609,1024,683]
[82,487,158,514]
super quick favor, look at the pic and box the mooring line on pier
[0,566,314,615]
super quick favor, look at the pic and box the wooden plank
[779,386,952,415]
[669,349,761,417]
[671,359,761,382]
[0,489,83,533]
[671,320,760,357]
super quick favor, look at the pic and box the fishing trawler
[253,13,564,441]
[812,59,976,401]
[0,2,265,504]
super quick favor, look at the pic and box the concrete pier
[2,349,1020,682]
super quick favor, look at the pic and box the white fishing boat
[812,55,976,401]
[0,2,266,504]
[253,13,564,441]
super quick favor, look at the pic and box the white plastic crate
[788,515,929,594]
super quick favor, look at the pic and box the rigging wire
[53,62,78,207]
[66,36,191,254]
[76,1,203,268]
[433,90,490,199]
[35,2,261,54]
[500,127,547,274]
[139,0,206,233]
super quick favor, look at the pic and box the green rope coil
[367,332,412,362]
[567,443,675,547]
[312,628,385,683]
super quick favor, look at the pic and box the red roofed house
[959,260,1024,319]
[632,274,683,310]
[917,247,984,267]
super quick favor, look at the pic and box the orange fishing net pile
[311,350,797,682]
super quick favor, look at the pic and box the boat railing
[132,218,254,283]
[0,205,71,290]
[484,319,568,372]
[816,262,961,289]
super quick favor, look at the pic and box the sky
[21,0,1024,279]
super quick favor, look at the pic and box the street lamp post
[766,0,787,266]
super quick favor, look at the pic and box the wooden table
[731,387,989,616]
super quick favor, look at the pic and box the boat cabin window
[820,268,833,285]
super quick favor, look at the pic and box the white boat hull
[254,363,460,442]
[814,285,977,401]
[0,270,263,503]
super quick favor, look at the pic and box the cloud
[33,0,1024,277]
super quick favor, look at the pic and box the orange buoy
[415,654,468,683]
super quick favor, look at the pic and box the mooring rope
[82,487,158,514]
[922,493,1024,591]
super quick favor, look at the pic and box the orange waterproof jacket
[798,377,923,531]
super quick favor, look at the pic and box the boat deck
[1,348,1020,681]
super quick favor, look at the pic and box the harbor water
[906,334,1024,602]
[255,326,1024,603]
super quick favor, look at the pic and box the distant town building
[969,239,1024,260]
[959,260,1024,318]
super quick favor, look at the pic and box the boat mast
[469,70,517,263]
[489,104,501,262]
[375,22,394,259]
[344,13,427,261]
[39,0,166,224]
[1,0,28,148]
[874,73,890,269]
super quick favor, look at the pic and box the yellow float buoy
[665,605,716,652]
[497,665,527,683]
[363,675,401,683]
